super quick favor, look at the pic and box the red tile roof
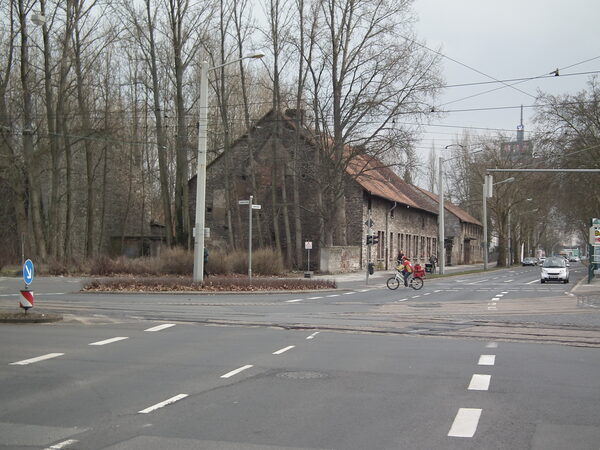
[415,186,482,226]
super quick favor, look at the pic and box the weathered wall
[320,246,361,273]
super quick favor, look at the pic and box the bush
[253,248,285,275]
[158,247,193,275]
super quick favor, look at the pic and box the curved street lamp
[193,53,265,282]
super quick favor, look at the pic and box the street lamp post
[482,175,515,270]
[193,53,264,283]
[438,144,476,275]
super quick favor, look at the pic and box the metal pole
[438,156,445,274]
[193,60,209,283]
[483,179,488,270]
[507,208,511,266]
[248,195,253,279]
[366,208,372,284]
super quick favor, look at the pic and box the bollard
[19,289,34,313]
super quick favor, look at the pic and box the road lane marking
[496,294,504,297]
[138,394,188,414]
[326,294,340,297]
[434,290,442,293]
[468,374,491,391]
[412,295,421,298]
[467,279,489,285]
[491,297,500,301]
[285,299,303,303]
[89,337,128,346]
[478,355,496,366]
[423,292,431,296]
[145,324,176,332]
[358,289,368,292]
[273,345,295,355]
[46,439,79,449]
[306,332,320,340]
[526,279,539,284]
[10,353,64,365]
[398,298,408,302]
[486,342,498,348]
[502,291,508,294]
[343,292,356,295]
[503,279,514,283]
[448,408,482,437]
[221,365,253,378]
[487,306,497,310]
[307,296,322,300]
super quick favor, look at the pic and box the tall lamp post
[438,144,482,274]
[482,175,514,270]
[193,53,265,283]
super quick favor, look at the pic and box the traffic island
[0,310,63,324]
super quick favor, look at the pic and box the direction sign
[238,200,250,205]
[23,259,34,285]
[251,204,262,210]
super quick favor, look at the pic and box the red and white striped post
[19,290,34,312]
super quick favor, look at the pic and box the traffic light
[366,234,379,245]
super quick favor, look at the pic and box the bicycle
[386,270,424,290]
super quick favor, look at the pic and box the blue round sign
[23,259,34,285]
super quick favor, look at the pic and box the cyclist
[397,256,413,287]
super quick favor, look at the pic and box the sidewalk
[313,261,498,288]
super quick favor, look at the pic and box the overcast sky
[412,0,600,159]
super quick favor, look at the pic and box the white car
[541,257,569,284]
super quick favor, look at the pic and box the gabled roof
[415,186,482,226]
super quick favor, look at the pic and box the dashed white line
[273,345,295,355]
[468,374,491,391]
[138,394,188,414]
[502,291,508,294]
[397,298,408,302]
[423,292,431,296]
[343,292,356,295]
[434,290,442,293]
[285,299,303,303]
[307,296,322,300]
[221,365,253,379]
[10,353,64,366]
[145,324,176,332]
[526,279,539,284]
[89,337,128,346]
[46,439,79,449]
[467,279,489,285]
[412,295,421,298]
[478,355,496,366]
[491,297,500,301]
[448,408,482,437]
[486,342,498,348]
[306,332,320,340]
[326,294,340,297]
[503,279,514,283]
[487,306,497,310]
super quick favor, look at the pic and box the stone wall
[320,246,361,273]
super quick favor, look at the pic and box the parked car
[522,257,538,266]
[569,256,580,262]
[537,256,546,265]
[541,257,569,283]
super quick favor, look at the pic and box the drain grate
[276,371,327,379]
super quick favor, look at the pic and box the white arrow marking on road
[478,355,496,366]
[138,394,188,414]
[468,374,491,391]
[89,337,128,346]
[145,324,176,332]
[448,408,482,437]
[273,345,295,355]
[221,365,253,378]
[10,353,64,365]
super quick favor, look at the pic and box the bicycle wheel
[410,277,423,290]
[386,276,400,290]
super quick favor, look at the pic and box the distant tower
[516,105,524,144]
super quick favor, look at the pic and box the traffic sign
[305,241,313,250]
[589,226,600,244]
[238,200,250,205]
[593,218,600,225]
[23,259,34,285]
[251,204,262,209]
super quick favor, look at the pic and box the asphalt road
[1,264,599,449]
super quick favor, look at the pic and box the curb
[0,311,63,324]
